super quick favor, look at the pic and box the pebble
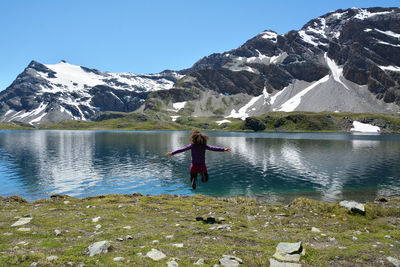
[17,227,31,232]
[385,235,392,239]
[311,227,321,233]
[113,257,125,262]
[55,229,62,236]
[123,226,132,229]
[219,255,243,267]
[194,258,205,265]
[126,235,133,240]
[146,248,166,261]
[11,217,32,227]
[387,256,400,267]
[30,263,38,267]
[172,243,184,248]
[167,260,179,267]
[92,216,101,223]
[116,237,124,242]
[352,236,358,241]
[86,205,95,208]
[64,201,70,204]
[354,230,362,235]
[46,256,58,261]
[17,241,29,246]
[165,235,174,239]
[95,224,101,230]
[209,224,232,231]
[152,240,159,244]
[3,233,13,236]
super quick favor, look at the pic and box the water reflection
[0,130,399,202]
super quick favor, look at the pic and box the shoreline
[1,193,399,266]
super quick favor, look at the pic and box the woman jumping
[166,130,232,189]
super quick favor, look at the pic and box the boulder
[146,249,166,261]
[339,200,365,215]
[387,256,400,267]
[11,217,31,227]
[167,260,179,267]
[273,242,303,262]
[87,241,111,256]
[219,255,243,267]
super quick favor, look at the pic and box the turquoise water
[0,130,399,203]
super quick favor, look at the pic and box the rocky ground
[0,194,399,266]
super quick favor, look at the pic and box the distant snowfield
[351,121,380,133]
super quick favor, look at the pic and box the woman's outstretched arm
[166,144,193,156]
[206,144,231,152]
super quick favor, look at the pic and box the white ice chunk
[215,119,231,125]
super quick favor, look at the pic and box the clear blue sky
[0,0,399,91]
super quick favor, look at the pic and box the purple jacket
[171,144,225,164]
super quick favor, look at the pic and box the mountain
[0,60,182,124]
[1,7,400,125]
[147,7,400,119]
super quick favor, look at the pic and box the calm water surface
[0,130,399,203]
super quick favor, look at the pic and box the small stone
[55,229,62,236]
[387,256,400,267]
[123,226,131,229]
[194,258,205,265]
[86,205,95,208]
[352,236,358,240]
[328,237,336,242]
[167,260,179,267]
[116,237,124,242]
[118,204,124,208]
[172,243,183,248]
[247,215,256,221]
[269,258,302,267]
[17,241,29,246]
[137,252,143,256]
[3,233,13,236]
[95,224,101,229]
[30,263,38,267]
[126,235,133,240]
[146,248,166,261]
[152,240,159,244]
[87,240,111,256]
[385,235,392,239]
[311,227,321,233]
[17,227,31,232]
[46,256,58,261]
[165,235,174,239]
[64,201,70,204]
[210,224,232,231]
[113,257,125,262]
[218,217,226,222]
[11,217,32,227]
[92,216,101,222]
[354,230,362,235]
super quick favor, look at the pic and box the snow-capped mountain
[1,7,400,124]
[149,7,400,119]
[0,60,182,124]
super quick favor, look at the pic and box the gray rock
[30,263,38,267]
[116,237,124,242]
[273,242,302,262]
[11,217,32,227]
[209,224,232,231]
[269,258,302,267]
[17,227,31,232]
[126,235,133,240]
[385,235,392,239]
[167,260,179,267]
[311,227,320,233]
[92,216,101,222]
[46,256,58,261]
[55,229,62,236]
[3,232,13,236]
[387,256,400,267]
[339,200,365,215]
[247,215,256,221]
[194,258,205,265]
[146,248,166,261]
[172,243,184,248]
[87,241,111,256]
[219,255,243,266]
[113,257,124,262]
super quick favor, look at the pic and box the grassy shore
[1,111,400,132]
[0,194,399,266]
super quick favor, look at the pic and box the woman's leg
[201,172,209,183]
[190,173,197,189]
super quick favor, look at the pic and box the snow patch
[227,95,263,120]
[260,31,278,42]
[172,102,186,111]
[353,9,393,20]
[379,65,400,72]
[377,40,400,47]
[350,121,380,133]
[170,116,180,122]
[374,29,400,39]
[215,119,231,125]
[277,75,329,112]
[298,30,327,47]
[325,53,350,90]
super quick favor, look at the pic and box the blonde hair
[190,130,208,145]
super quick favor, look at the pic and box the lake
[0,130,399,203]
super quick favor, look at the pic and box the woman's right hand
[166,152,173,156]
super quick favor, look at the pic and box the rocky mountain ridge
[1,7,400,124]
